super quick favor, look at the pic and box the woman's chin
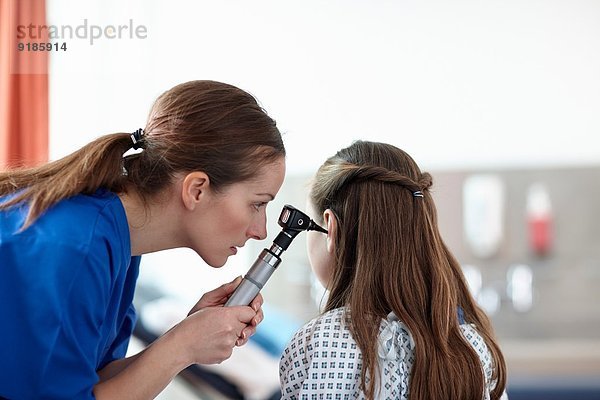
[196,252,227,268]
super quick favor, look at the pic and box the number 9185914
[17,42,67,51]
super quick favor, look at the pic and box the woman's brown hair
[310,140,506,400]
[0,80,285,229]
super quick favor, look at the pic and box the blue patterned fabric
[280,307,497,400]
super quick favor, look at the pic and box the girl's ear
[323,209,338,254]
[181,171,210,210]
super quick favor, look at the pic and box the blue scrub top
[0,189,141,399]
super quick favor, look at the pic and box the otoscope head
[272,205,328,252]
[226,205,327,307]
[278,205,328,233]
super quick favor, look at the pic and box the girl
[280,141,506,399]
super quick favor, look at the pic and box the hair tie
[413,190,424,198]
[130,128,145,150]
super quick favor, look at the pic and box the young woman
[280,141,507,399]
[0,80,286,399]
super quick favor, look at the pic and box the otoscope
[225,204,327,307]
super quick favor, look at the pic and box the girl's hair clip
[413,190,424,198]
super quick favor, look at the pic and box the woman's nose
[247,213,268,241]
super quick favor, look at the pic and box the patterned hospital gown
[279,307,497,400]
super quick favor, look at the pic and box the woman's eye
[253,202,267,211]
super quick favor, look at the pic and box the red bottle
[526,183,552,256]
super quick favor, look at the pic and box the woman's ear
[323,209,338,254]
[181,172,210,210]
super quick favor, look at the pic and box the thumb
[223,276,243,294]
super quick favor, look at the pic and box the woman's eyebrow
[256,193,275,200]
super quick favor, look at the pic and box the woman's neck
[118,189,185,256]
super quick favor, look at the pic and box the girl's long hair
[0,80,285,229]
[310,140,506,400]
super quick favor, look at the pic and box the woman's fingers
[234,307,263,347]
[252,308,263,326]
[204,276,243,303]
[249,292,263,312]
[188,276,244,315]
[223,276,243,294]
[177,305,261,364]
[235,326,256,347]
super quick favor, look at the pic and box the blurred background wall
[6,0,600,398]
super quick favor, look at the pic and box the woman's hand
[187,277,264,347]
[94,279,265,398]
[188,276,242,312]
[173,305,257,365]
[94,303,257,399]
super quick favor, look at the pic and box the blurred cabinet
[432,166,600,397]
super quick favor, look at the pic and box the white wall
[46,0,600,304]
[49,0,600,174]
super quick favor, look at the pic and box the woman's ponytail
[0,132,133,229]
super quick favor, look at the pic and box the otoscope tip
[308,220,328,234]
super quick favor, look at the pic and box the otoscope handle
[225,249,282,306]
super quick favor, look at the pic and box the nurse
[0,80,286,399]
